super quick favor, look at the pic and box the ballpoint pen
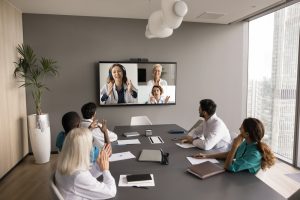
[132,186,149,189]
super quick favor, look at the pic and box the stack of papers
[118,139,141,145]
[175,143,196,148]
[186,156,219,165]
[109,151,135,162]
[149,136,164,144]
[118,174,155,187]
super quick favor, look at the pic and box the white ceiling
[8,0,286,24]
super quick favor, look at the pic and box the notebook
[123,132,140,137]
[138,149,162,162]
[187,161,225,179]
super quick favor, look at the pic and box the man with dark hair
[80,102,118,148]
[56,111,80,151]
[181,99,231,150]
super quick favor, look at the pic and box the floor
[0,154,300,199]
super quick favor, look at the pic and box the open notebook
[187,161,225,179]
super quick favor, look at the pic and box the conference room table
[106,124,285,200]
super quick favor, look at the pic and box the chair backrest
[131,116,152,126]
[50,173,64,200]
[187,119,204,133]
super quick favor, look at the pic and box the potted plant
[14,44,58,164]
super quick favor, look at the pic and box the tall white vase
[28,114,51,164]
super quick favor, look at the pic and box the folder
[187,161,225,179]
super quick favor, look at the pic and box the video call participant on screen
[147,64,168,87]
[180,99,231,150]
[55,128,116,200]
[148,85,170,104]
[100,63,138,104]
[56,111,100,163]
[80,102,118,148]
[193,118,276,174]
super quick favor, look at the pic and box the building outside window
[247,2,300,163]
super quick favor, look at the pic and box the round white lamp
[161,0,188,29]
[148,10,173,38]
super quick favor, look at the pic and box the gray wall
[23,14,248,150]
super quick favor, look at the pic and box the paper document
[175,143,196,148]
[186,156,219,165]
[118,174,155,187]
[118,139,141,145]
[109,151,135,162]
[149,136,164,144]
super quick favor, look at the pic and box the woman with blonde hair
[193,118,276,174]
[55,127,116,199]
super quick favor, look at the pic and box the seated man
[56,111,99,163]
[80,102,118,148]
[181,99,231,150]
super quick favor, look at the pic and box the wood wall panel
[0,0,28,178]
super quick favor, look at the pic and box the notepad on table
[118,139,141,145]
[187,161,225,179]
[118,174,155,187]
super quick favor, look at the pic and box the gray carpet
[285,173,300,183]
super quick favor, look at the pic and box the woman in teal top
[193,118,276,174]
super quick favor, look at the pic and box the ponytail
[257,141,276,170]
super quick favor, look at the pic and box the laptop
[138,149,162,162]
[187,161,225,179]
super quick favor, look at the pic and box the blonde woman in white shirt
[55,127,116,200]
[181,99,231,150]
[147,64,168,87]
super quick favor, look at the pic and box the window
[247,3,300,163]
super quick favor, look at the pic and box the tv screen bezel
[98,61,177,107]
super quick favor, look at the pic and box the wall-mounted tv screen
[99,61,176,106]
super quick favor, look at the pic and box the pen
[132,186,149,189]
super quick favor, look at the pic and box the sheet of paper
[186,156,219,165]
[109,151,135,162]
[149,136,164,144]
[118,174,155,187]
[175,143,196,148]
[118,139,141,145]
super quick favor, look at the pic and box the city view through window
[247,3,300,162]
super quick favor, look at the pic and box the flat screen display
[99,61,176,106]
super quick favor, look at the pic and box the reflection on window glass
[247,3,300,162]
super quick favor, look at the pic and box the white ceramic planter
[28,114,51,164]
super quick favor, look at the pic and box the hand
[149,96,156,103]
[88,119,99,129]
[99,119,108,134]
[192,153,209,159]
[232,134,244,148]
[97,147,109,171]
[164,96,170,104]
[127,80,133,93]
[181,136,193,144]
[107,81,113,96]
[104,143,112,157]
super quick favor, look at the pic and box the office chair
[187,119,204,133]
[50,173,64,200]
[131,116,152,126]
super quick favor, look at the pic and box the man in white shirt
[80,102,118,148]
[181,99,231,150]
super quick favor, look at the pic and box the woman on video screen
[148,85,170,104]
[100,64,138,104]
[147,64,168,87]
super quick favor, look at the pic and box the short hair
[199,99,217,116]
[61,112,81,134]
[57,128,93,175]
[81,102,97,119]
[151,85,163,95]
[152,64,162,72]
